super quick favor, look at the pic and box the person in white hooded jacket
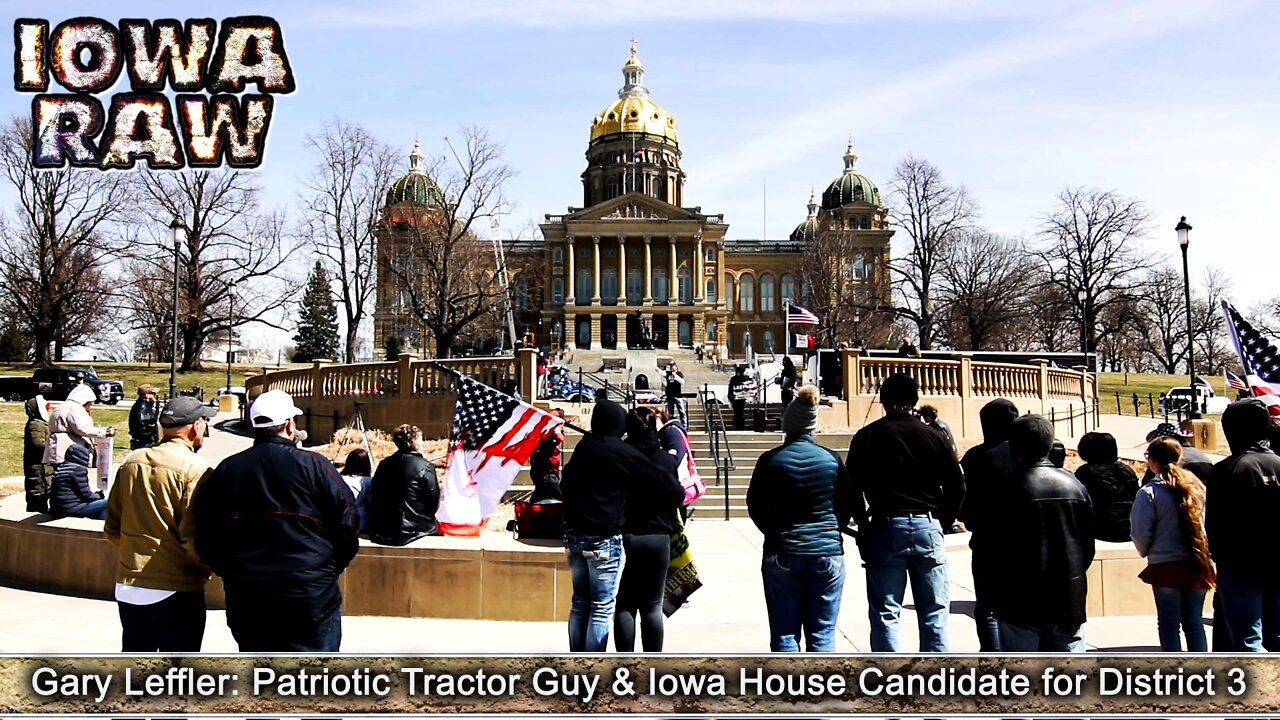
[43,384,112,466]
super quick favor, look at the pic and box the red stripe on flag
[437,521,483,537]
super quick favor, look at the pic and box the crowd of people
[15,365,1280,656]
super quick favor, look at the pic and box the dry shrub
[319,428,450,469]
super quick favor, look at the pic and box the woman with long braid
[1130,437,1216,651]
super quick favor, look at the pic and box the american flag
[1226,370,1248,392]
[1222,301,1280,415]
[787,304,820,326]
[438,372,564,536]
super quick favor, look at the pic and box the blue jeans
[78,499,108,520]
[1152,586,1208,652]
[998,620,1085,652]
[863,516,949,652]
[761,553,845,652]
[1217,564,1280,652]
[565,534,625,652]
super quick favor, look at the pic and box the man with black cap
[560,398,666,652]
[728,365,749,430]
[991,414,1095,652]
[847,373,965,652]
[1144,422,1214,482]
[194,389,359,652]
[1206,398,1280,652]
[105,396,217,651]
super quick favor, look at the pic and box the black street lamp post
[225,280,235,401]
[1177,216,1198,419]
[1076,287,1089,370]
[168,218,184,400]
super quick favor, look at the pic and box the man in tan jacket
[105,396,216,652]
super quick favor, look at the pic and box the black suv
[32,367,125,405]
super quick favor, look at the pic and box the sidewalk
[0,518,1186,653]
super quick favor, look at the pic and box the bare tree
[798,232,892,349]
[1133,265,1188,373]
[0,118,131,364]
[887,156,979,350]
[935,230,1035,350]
[1025,277,1075,354]
[1036,187,1154,355]
[299,121,400,363]
[133,170,296,370]
[1191,267,1234,375]
[380,127,515,358]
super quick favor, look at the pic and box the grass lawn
[0,405,132,479]
[1097,371,1228,418]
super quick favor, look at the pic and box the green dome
[790,190,819,242]
[821,142,882,209]
[385,140,445,208]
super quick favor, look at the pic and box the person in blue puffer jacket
[49,444,106,520]
[747,384,852,652]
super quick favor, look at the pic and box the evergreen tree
[0,322,29,362]
[292,262,339,362]
[383,334,403,361]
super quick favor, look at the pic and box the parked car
[0,375,34,402]
[1160,385,1229,415]
[207,385,248,406]
[32,367,124,405]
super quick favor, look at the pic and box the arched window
[602,268,618,303]
[677,265,692,303]
[552,278,564,304]
[861,216,872,230]
[739,274,755,313]
[515,279,529,312]
[705,247,716,263]
[802,279,813,307]
[576,268,592,302]
[653,268,669,302]
[853,254,869,280]
[707,321,718,341]
[760,274,775,313]
[606,176,619,199]
[780,274,796,304]
[552,247,563,264]
[626,267,642,305]
[678,319,692,347]
[763,327,775,353]
[705,278,717,303]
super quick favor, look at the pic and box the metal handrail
[699,384,737,521]
[579,368,636,407]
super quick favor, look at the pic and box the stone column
[617,235,627,306]
[668,235,678,305]
[694,234,705,303]
[643,235,653,305]
[565,236,576,305]
[591,235,601,303]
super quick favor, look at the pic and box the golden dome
[589,41,679,145]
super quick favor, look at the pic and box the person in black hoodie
[368,424,441,546]
[957,398,1019,651]
[561,399,665,652]
[1073,432,1139,543]
[613,406,685,652]
[993,414,1095,651]
[1206,399,1280,652]
[49,444,106,519]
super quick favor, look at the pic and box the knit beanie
[782,385,820,435]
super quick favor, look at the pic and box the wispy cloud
[303,0,1074,29]
[692,0,1260,193]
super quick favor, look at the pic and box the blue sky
[4,0,1279,347]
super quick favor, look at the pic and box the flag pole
[784,298,790,357]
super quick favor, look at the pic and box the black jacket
[993,416,1095,626]
[368,449,441,545]
[194,436,359,613]
[621,437,684,536]
[1075,462,1139,543]
[847,412,965,529]
[49,444,99,518]
[128,399,159,449]
[1206,399,1280,587]
[958,399,1019,545]
[561,400,664,537]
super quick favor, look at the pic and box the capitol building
[375,43,893,358]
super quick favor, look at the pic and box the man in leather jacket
[1206,399,1280,652]
[369,424,441,545]
[992,414,1095,651]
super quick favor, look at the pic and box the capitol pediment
[565,194,702,223]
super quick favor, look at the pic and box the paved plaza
[0,410,1216,653]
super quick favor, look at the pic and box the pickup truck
[1160,386,1230,415]
[32,367,125,405]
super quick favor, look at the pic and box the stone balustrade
[838,351,1095,439]
[245,349,539,438]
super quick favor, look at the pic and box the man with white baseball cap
[194,389,359,651]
